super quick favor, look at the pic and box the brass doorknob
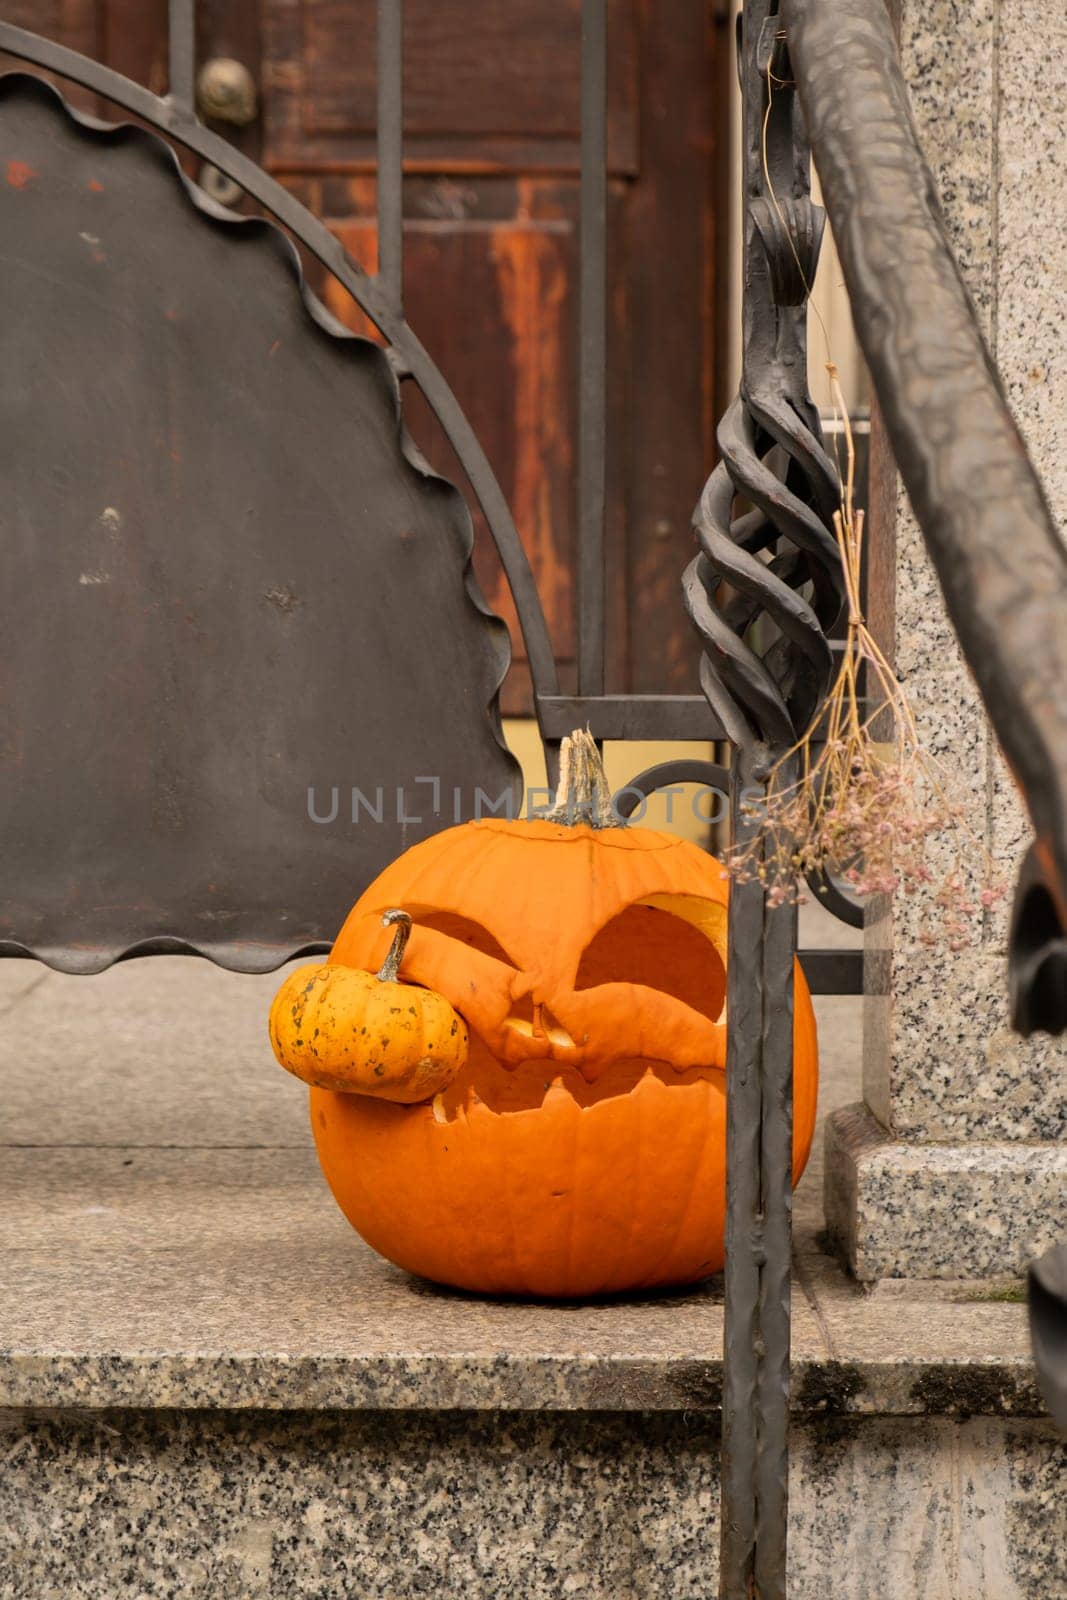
[195,58,258,127]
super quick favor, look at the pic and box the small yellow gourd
[268,909,468,1103]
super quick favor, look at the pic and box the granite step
[1,957,1061,1599]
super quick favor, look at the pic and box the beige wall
[502,720,718,848]
[726,3,866,415]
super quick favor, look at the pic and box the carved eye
[574,903,726,1023]
[413,910,517,967]
[412,909,566,1039]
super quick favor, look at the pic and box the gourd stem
[377,908,412,981]
[543,728,621,829]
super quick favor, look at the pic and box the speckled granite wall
[827,0,1067,1279]
[1,1409,1064,1599]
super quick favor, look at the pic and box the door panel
[264,0,638,174]
[305,175,587,709]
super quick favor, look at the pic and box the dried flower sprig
[727,364,1005,947]
[723,46,1006,945]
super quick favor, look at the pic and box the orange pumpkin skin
[310,812,818,1298]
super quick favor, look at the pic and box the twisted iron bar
[684,17,844,767]
[684,6,847,1597]
[684,387,842,756]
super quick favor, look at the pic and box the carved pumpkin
[302,732,818,1297]
[269,910,469,1103]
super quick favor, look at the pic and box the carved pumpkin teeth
[429,1059,718,1126]
[540,1076,575,1110]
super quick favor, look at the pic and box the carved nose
[504,1000,575,1050]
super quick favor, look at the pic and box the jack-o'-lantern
[271,731,818,1297]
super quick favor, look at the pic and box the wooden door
[2,0,730,713]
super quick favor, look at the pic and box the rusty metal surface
[0,20,561,713]
[781,0,1067,1035]
[0,75,518,972]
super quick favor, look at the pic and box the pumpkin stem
[544,728,621,829]
[377,908,412,982]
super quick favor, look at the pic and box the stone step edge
[0,1349,1043,1418]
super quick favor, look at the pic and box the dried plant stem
[729,64,1005,942]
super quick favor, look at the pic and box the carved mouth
[430,1032,724,1123]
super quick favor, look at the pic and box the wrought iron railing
[1,2,1065,1597]
[700,1,1067,1592]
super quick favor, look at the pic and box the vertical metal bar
[720,12,773,1590]
[577,0,607,697]
[721,751,796,1600]
[753,763,797,1600]
[720,753,763,1595]
[376,0,404,312]
[167,0,195,116]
